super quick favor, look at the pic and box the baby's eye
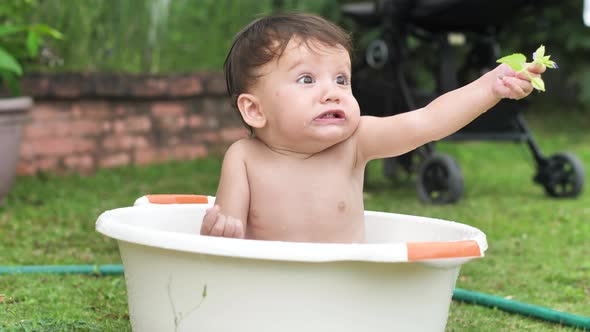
[297,75,314,84]
[336,75,350,85]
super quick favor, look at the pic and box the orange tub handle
[407,240,481,261]
[145,194,209,204]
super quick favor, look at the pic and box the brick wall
[16,73,248,175]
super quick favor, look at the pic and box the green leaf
[0,46,23,75]
[27,31,41,57]
[532,52,558,69]
[497,53,527,72]
[202,284,207,298]
[533,45,545,60]
[546,61,558,69]
[531,77,545,91]
[0,25,24,37]
[31,24,64,39]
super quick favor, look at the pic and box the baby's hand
[492,63,546,100]
[200,205,245,238]
[494,45,556,98]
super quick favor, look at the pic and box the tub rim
[96,203,487,268]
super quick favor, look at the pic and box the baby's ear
[236,93,266,128]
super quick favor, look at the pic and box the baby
[200,12,545,243]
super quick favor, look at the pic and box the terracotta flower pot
[0,97,32,204]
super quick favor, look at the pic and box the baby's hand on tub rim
[200,205,245,239]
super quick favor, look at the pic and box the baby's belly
[246,200,366,243]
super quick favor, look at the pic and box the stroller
[342,0,585,204]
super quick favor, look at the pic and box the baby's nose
[324,95,340,103]
[322,85,341,103]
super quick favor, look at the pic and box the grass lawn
[1,110,589,331]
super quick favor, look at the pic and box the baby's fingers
[200,206,245,239]
[502,76,530,99]
[232,218,245,239]
[210,214,228,237]
[223,217,236,237]
[516,71,541,82]
[223,217,245,238]
[527,63,546,74]
[200,205,220,235]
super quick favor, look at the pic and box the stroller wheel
[417,153,464,204]
[538,152,585,198]
[365,39,389,69]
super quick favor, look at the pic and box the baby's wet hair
[224,12,352,134]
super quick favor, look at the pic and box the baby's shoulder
[228,137,262,151]
[224,138,262,160]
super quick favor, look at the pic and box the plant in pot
[0,2,62,203]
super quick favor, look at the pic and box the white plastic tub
[96,194,487,332]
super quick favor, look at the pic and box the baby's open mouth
[315,110,345,120]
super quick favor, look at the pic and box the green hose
[453,288,590,330]
[1,265,588,330]
[0,264,123,275]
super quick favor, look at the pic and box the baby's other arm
[355,63,545,163]
[200,140,250,238]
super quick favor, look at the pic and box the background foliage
[15,0,590,107]
[0,0,61,94]
[29,0,335,73]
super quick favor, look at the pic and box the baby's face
[250,38,361,153]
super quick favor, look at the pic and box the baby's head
[224,13,353,136]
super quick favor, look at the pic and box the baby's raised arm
[200,140,250,238]
[355,63,545,163]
